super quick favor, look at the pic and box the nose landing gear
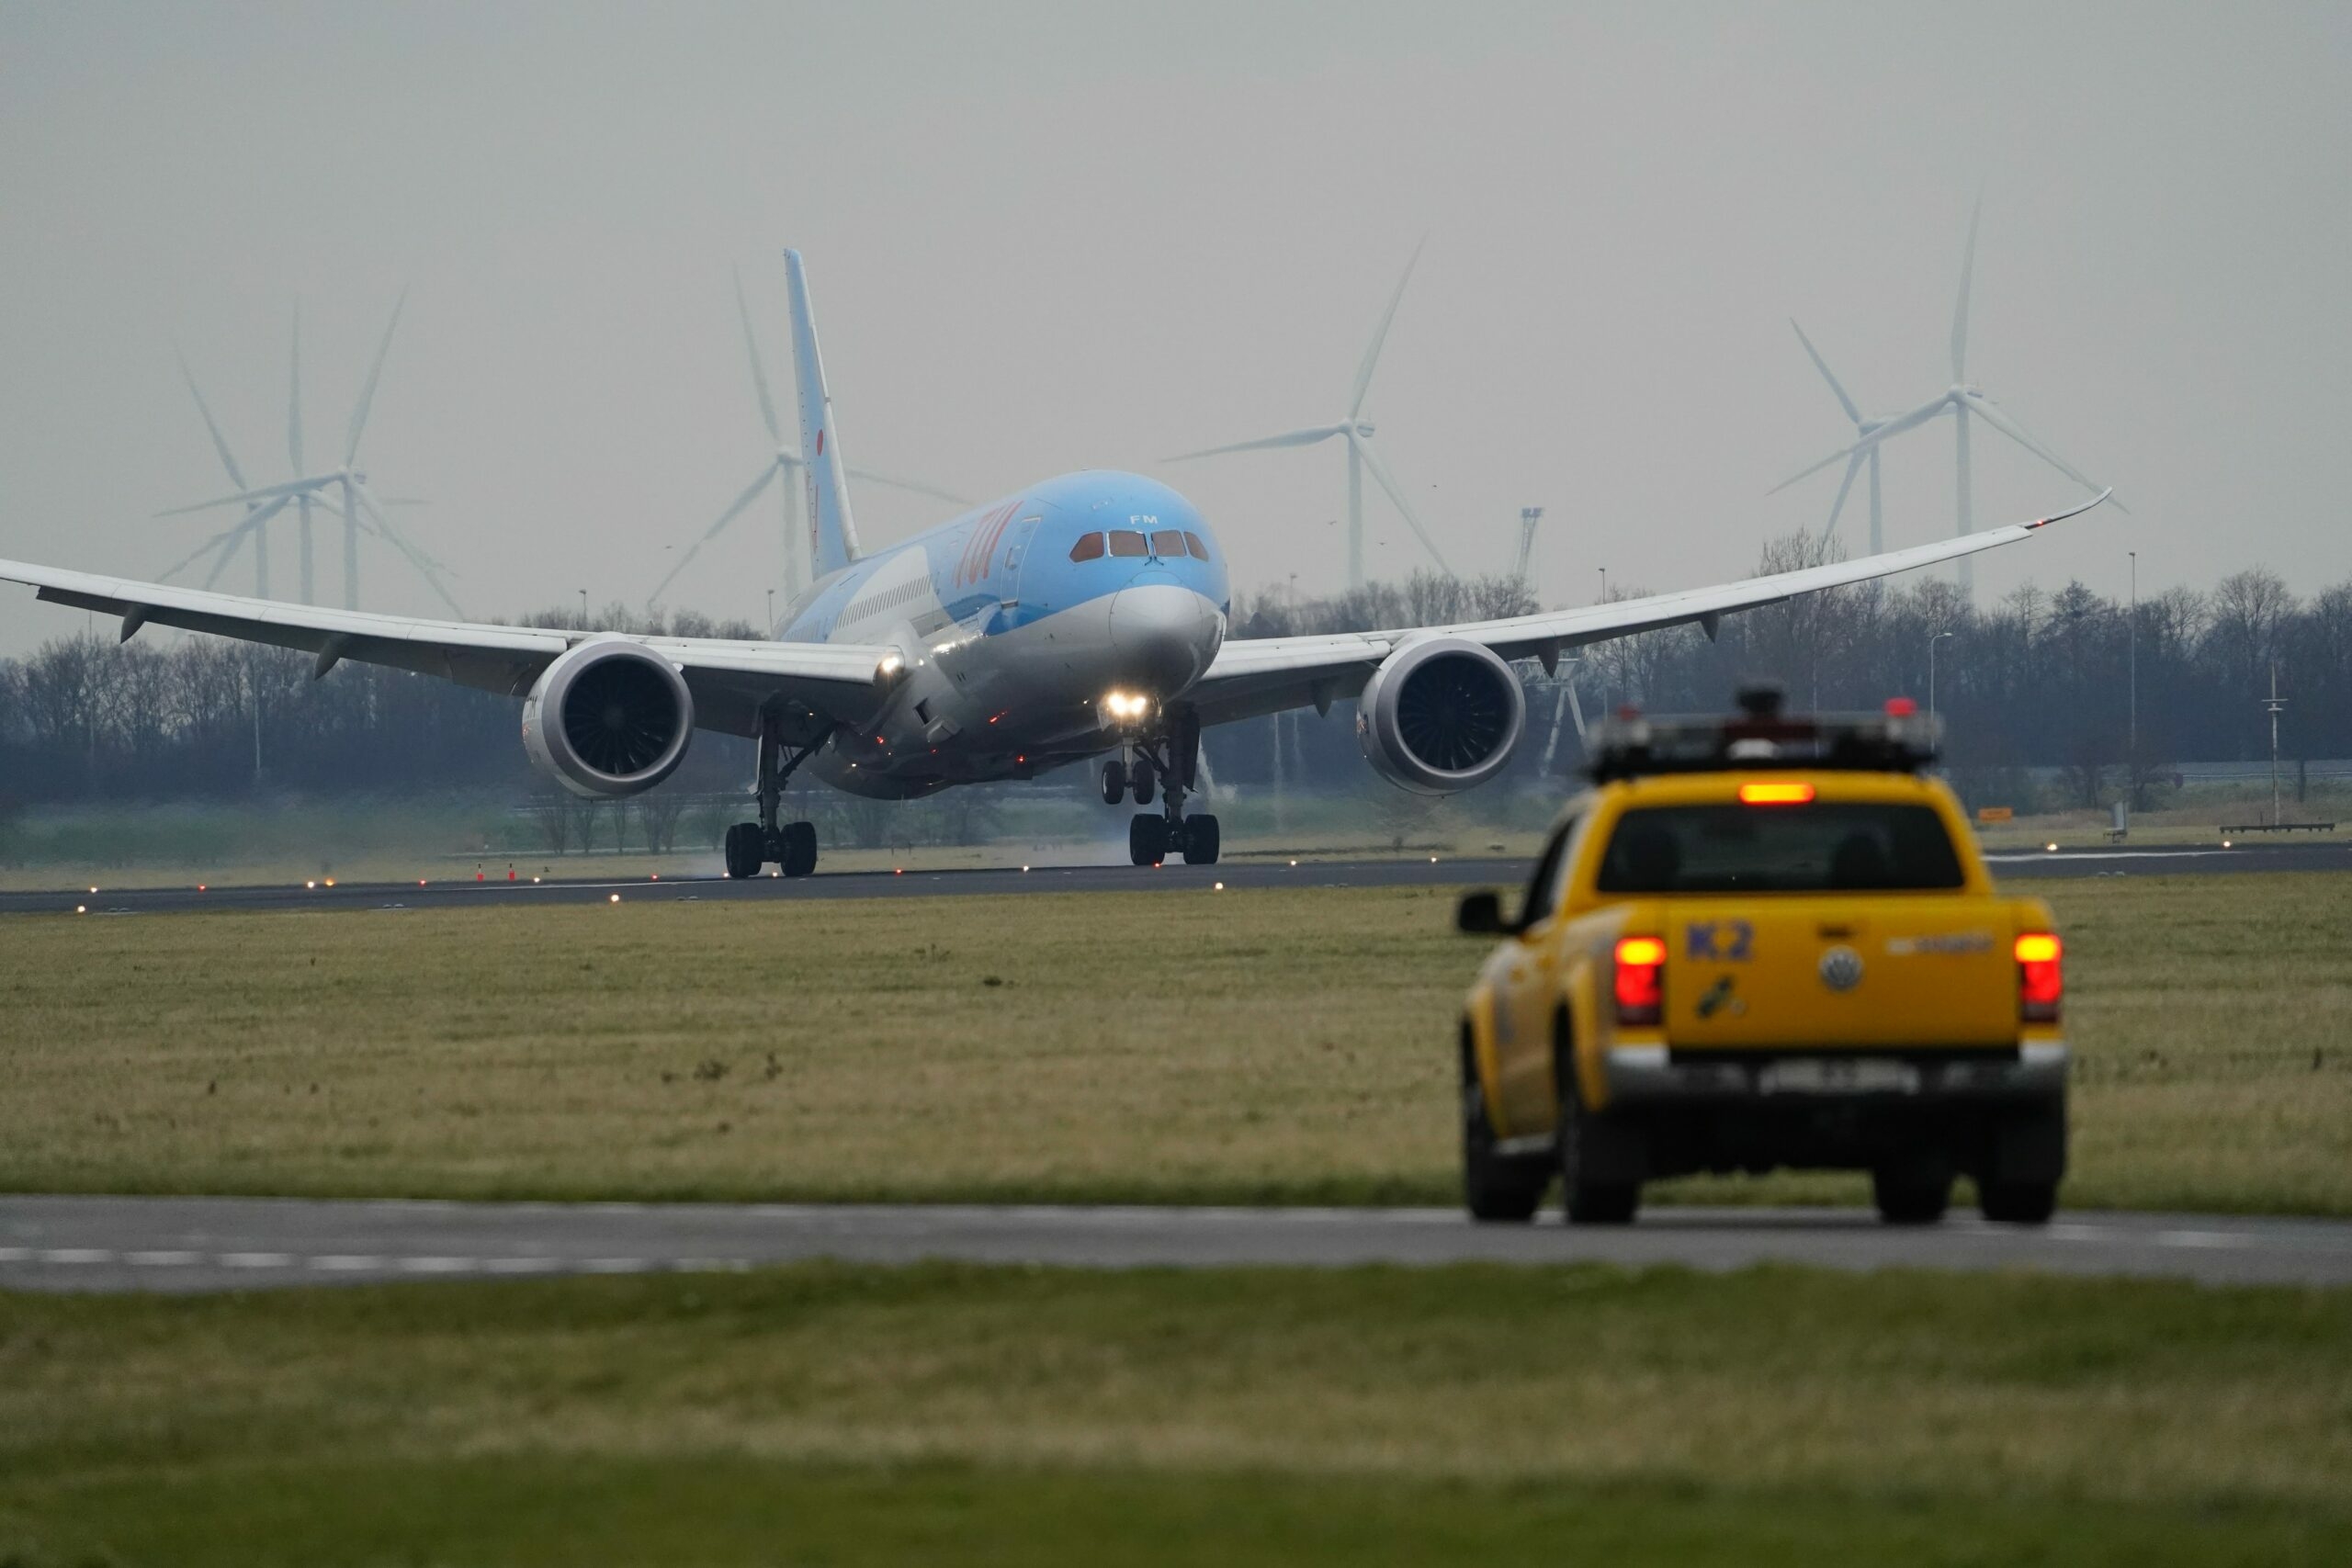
[1115,709,1219,867]
[725,713,826,879]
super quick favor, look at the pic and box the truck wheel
[1461,1037,1548,1223]
[1556,1085,1639,1226]
[1979,1179,2059,1225]
[1871,1168,1951,1225]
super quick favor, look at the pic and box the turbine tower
[1770,200,2118,595]
[1164,242,1452,590]
[160,293,460,615]
[647,270,967,615]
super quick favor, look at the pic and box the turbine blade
[1818,451,1863,549]
[735,266,785,446]
[842,467,968,505]
[195,496,292,588]
[1962,391,2127,513]
[158,523,245,583]
[1352,434,1453,576]
[1350,234,1426,419]
[1789,319,1862,424]
[288,299,305,470]
[698,462,782,545]
[344,287,409,465]
[354,481,465,617]
[1769,441,1869,495]
[1951,195,1980,382]
[174,345,249,490]
[1164,424,1346,462]
[157,473,341,516]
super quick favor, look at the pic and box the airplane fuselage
[778,470,1228,797]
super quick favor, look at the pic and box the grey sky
[2,2,2346,656]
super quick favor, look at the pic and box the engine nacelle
[1354,636,1526,795]
[522,638,695,797]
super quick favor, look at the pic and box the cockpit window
[1069,532,1105,562]
[1106,530,1149,558]
[1182,531,1210,560]
[1150,529,1187,558]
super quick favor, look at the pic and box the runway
[4,839,2344,917]
[4,1195,2348,1292]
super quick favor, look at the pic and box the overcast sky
[3,1,2346,655]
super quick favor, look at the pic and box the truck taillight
[2016,931,2063,1023]
[1614,935,1667,1026]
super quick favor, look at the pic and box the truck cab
[1456,689,2067,1226]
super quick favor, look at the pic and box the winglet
[784,250,861,576]
[2022,488,2113,530]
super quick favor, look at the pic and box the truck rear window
[1595,804,1965,894]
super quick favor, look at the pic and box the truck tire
[1871,1167,1951,1224]
[1979,1179,2059,1225]
[1555,1025,1639,1224]
[1461,1035,1549,1223]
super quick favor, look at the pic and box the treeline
[2,557,2346,811]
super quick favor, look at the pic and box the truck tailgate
[1663,897,2015,1049]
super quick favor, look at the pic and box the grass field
[3,1262,2348,1564]
[2,872,2347,1213]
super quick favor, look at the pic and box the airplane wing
[1188,491,2110,726]
[0,558,897,739]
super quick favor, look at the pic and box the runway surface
[4,1195,2347,1292]
[4,839,2344,917]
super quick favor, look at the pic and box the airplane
[0,251,2109,878]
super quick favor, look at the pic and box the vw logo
[1818,945,1865,992]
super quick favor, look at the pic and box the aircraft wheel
[722,822,763,879]
[1128,814,1169,867]
[1181,814,1221,865]
[782,821,819,878]
[1101,759,1126,805]
[1130,758,1156,806]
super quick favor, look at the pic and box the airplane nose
[1109,580,1220,693]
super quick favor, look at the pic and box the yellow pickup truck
[1455,689,2066,1227]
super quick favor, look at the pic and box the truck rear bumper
[1604,1042,2068,1106]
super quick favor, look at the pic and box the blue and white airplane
[0,252,2107,876]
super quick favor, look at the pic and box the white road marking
[394,1257,476,1273]
[2157,1229,2254,1249]
[124,1250,202,1266]
[308,1255,390,1271]
[219,1252,294,1269]
[37,1248,114,1264]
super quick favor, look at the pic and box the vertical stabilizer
[784,250,862,576]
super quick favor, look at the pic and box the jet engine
[1354,636,1526,795]
[522,639,695,797]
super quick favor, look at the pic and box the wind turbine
[647,270,968,615]
[1164,242,1453,589]
[1770,201,2118,595]
[160,292,462,616]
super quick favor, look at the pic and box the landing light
[74,905,85,915]
[306,880,316,890]
[2045,842,2059,852]
[1214,881,1225,891]
[1737,782,1815,806]
[609,894,620,904]
[1100,689,1153,723]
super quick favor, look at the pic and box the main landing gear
[725,714,824,879]
[1107,709,1219,867]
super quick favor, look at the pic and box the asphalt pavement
[3,839,2343,918]
[3,1195,2347,1292]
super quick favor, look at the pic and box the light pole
[1598,566,1608,604]
[2127,550,2138,766]
[578,588,588,629]
[1928,629,1954,730]
[766,588,776,632]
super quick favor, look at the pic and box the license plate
[1758,1057,1920,1095]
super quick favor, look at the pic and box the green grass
[1,874,2346,1212]
[2,1263,2349,1564]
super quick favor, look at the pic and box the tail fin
[784,249,862,576]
